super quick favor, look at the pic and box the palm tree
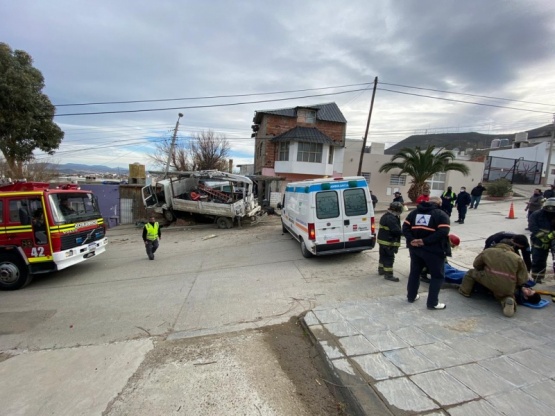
[379,146,470,202]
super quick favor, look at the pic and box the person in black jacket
[543,184,555,199]
[403,196,451,310]
[529,199,555,283]
[484,232,531,272]
[455,187,471,224]
[469,182,486,209]
[378,202,404,282]
[393,191,404,205]
[370,191,378,209]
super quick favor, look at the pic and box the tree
[0,43,64,179]
[190,130,230,171]
[379,146,470,202]
[150,137,191,172]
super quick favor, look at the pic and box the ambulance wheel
[216,217,233,229]
[281,221,287,234]
[300,240,313,258]
[0,253,32,291]
[163,209,176,222]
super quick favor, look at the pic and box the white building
[342,140,485,203]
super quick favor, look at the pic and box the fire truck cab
[0,181,109,290]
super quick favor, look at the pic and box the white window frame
[362,172,370,184]
[277,142,289,161]
[389,175,407,186]
[328,146,334,164]
[427,172,446,191]
[297,142,322,163]
[297,109,316,124]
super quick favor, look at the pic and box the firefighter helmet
[449,234,460,247]
[389,202,404,213]
[543,198,555,212]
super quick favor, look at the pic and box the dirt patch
[0,352,14,363]
[262,318,349,415]
[104,320,349,415]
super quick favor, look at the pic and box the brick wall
[254,114,346,173]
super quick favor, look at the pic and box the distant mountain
[384,124,553,155]
[56,163,129,175]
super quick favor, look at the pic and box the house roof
[270,126,340,146]
[253,102,347,124]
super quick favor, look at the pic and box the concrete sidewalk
[302,197,555,415]
[302,290,555,415]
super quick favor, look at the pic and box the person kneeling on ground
[377,202,404,282]
[458,239,528,317]
[484,232,532,272]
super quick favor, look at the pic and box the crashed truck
[142,170,262,228]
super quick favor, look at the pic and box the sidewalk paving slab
[302,289,555,415]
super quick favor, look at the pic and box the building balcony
[274,160,334,176]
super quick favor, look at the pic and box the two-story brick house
[252,102,347,188]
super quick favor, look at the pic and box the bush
[485,179,512,197]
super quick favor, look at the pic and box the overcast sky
[2,0,555,170]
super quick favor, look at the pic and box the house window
[297,142,322,163]
[427,172,446,191]
[328,146,334,164]
[297,109,316,124]
[389,175,407,186]
[362,172,370,183]
[278,142,289,161]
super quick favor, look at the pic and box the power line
[54,88,369,117]
[380,81,555,108]
[54,82,372,107]
[377,88,554,115]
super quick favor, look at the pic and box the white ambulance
[280,177,376,257]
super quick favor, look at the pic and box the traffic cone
[506,202,516,219]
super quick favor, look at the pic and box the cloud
[1,0,554,169]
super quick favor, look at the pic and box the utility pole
[357,77,378,176]
[543,114,555,186]
[164,113,184,178]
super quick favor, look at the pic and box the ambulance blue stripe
[285,180,367,193]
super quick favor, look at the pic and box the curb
[300,314,394,416]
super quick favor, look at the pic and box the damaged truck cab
[142,170,261,228]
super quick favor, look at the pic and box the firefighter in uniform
[377,202,404,282]
[142,216,161,260]
[529,198,555,283]
[458,240,528,317]
[402,196,451,310]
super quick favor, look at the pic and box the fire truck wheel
[300,239,313,258]
[216,217,233,229]
[0,254,32,291]
[163,209,176,222]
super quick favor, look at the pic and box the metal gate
[483,156,542,184]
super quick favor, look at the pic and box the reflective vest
[145,222,159,241]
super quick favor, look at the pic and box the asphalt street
[0,198,552,415]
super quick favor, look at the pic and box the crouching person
[458,239,528,317]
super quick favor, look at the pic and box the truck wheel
[216,217,233,229]
[300,240,313,258]
[163,209,176,222]
[0,253,32,291]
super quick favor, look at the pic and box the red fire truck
[0,181,109,290]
